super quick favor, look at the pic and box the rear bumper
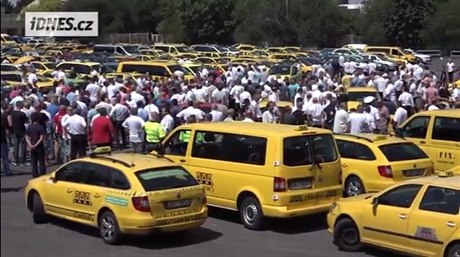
[119,208,208,235]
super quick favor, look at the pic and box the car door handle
[419,141,426,144]
[446,221,456,228]
[93,193,101,199]
[399,214,407,220]
[66,188,74,193]
[342,163,348,168]
[179,159,186,163]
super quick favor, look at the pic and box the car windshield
[1,65,19,72]
[135,167,198,191]
[123,45,140,54]
[347,91,376,101]
[44,63,56,69]
[379,143,429,162]
[176,46,191,53]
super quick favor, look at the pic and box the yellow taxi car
[395,109,460,173]
[1,71,54,90]
[25,148,208,245]
[328,171,460,257]
[335,134,434,197]
[345,87,378,111]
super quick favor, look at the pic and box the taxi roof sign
[92,146,112,155]
[294,125,309,131]
[438,171,454,177]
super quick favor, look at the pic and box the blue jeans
[1,143,10,174]
[13,133,27,164]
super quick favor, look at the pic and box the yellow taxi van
[395,110,460,174]
[156,122,343,230]
[364,46,417,63]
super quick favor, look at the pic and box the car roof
[183,122,332,137]
[403,176,460,189]
[58,61,101,66]
[334,133,411,146]
[415,109,460,118]
[80,153,178,172]
[347,87,377,92]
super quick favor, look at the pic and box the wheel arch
[97,207,114,223]
[444,240,460,257]
[27,189,40,211]
[236,190,259,210]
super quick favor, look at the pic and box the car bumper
[326,212,337,235]
[119,208,208,235]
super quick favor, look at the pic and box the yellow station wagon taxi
[25,148,208,244]
[328,172,460,257]
[335,134,433,197]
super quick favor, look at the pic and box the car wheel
[334,218,363,252]
[344,176,365,197]
[98,211,122,245]
[447,243,460,257]
[32,192,49,224]
[239,196,266,230]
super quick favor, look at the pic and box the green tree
[156,0,186,42]
[25,0,62,11]
[383,0,436,48]
[357,0,394,45]
[424,0,460,51]
[13,0,34,13]
[1,0,14,13]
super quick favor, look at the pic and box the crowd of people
[1,57,459,177]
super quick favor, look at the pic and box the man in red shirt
[91,108,114,148]
[53,105,67,164]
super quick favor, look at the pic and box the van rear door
[426,116,460,172]
[278,133,342,196]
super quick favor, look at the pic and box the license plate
[290,180,312,190]
[403,168,425,177]
[165,199,191,209]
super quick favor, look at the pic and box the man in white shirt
[176,101,205,121]
[262,102,276,123]
[122,109,145,153]
[374,74,387,98]
[333,103,349,133]
[392,102,408,130]
[62,108,87,159]
[28,70,38,85]
[85,78,100,103]
[160,107,174,135]
[209,104,223,122]
[348,106,366,134]
[398,87,414,115]
[107,82,118,100]
[447,60,455,83]
[307,97,325,128]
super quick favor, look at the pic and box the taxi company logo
[25,12,98,37]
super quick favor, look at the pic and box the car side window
[402,116,430,139]
[432,117,460,142]
[336,140,376,160]
[419,186,460,215]
[378,184,423,208]
[391,49,400,56]
[110,168,131,190]
[163,129,191,156]
[55,162,89,183]
[82,163,110,187]
[192,131,267,165]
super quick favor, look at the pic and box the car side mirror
[372,197,379,206]
[50,176,57,183]
[395,128,403,138]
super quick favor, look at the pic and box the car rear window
[135,167,198,192]
[283,134,338,166]
[379,143,428,162]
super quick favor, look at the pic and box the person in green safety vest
[178,115,204,143]
[144,112,165,152]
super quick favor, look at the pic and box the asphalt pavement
[0,163,408,257]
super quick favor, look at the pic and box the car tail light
[378,165,393,178]
[274,177,286,192]
[132,196,150,212]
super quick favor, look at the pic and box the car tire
[334,218,363,252]
[239,196,266,230]
[32,192,49,224]
[344,176,365,197]
[98,211,122,245]
[446,243,460,257]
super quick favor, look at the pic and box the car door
[70,162,110,224]
[400,115,432,153]
[162,128,193,164]
[427,116,460,172]
[44,162,89,218]
[361,184,423,251]
[407,186,460,257]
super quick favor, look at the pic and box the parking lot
[0,165,407,257]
